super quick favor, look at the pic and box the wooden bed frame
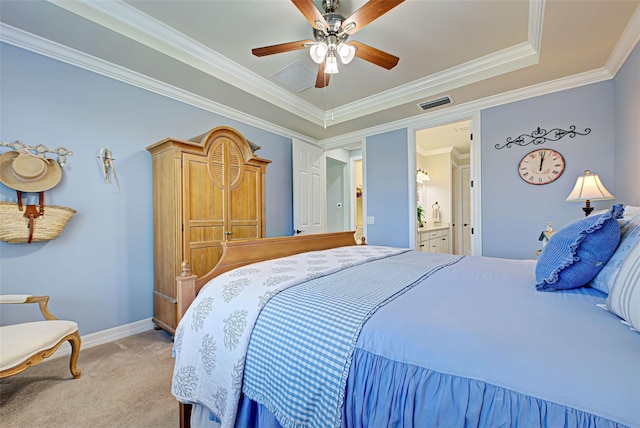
[175,231,362,428]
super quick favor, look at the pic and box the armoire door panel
[229,171,261,221]
[185,156,223,221]
[229,225,260,240]
[183,152,227,277]
[187,224,225,244]
[188,246,223,277]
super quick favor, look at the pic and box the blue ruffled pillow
[535,204,624,291]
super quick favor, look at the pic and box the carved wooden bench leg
[67,331,82,379]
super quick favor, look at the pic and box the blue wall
[481,82,616,259]
[613,42,640,206]
[363,43,638,260]
[0,43,293,333]
[365,129,410,248]
[1,39,638,335]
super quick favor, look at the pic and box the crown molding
[528,0,545,53]
[327,41,539,126]
[45,0,544,128]
[417,146,464,158]
[0,23,313,144]
[327,0,546,126]
[46,0,326,127]
[3,0,637,150]
[605,3,640,75]
[318,65,616,150]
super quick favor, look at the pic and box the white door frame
[408,111,482,255]
[349,154,362,231]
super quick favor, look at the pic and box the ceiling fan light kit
[325,52,340,74]
[337,42,357,64]
[253,0,404,87]
[309,42,328,63]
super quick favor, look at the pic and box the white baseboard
[50,317,155,359]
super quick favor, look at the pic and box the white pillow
[623,205,640,216]
[590,206,640,294]
[605,241,640,332]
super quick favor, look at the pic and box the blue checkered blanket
[172,245,412,427]
[242,250,463,428]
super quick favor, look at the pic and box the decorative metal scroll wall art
[495,125,591,150]
[0,140,74,167]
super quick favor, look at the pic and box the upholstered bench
[0,295,81,379]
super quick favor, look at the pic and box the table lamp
[565,170,614,216]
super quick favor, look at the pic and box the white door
[461,166,472,255]
[293,139,326,235]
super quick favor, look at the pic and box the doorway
[415,119,475,255]
[351,157,363,242]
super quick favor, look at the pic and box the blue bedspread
[187,251,640,428]
[242,251,462,428]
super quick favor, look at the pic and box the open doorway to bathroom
[351,157,363,242]
[325,147,363,242]
[416,120,473,255]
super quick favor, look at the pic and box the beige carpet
[0,329,179,428]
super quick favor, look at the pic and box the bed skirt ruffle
[341,349,626,427]
[230,348,627,428]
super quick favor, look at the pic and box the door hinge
[470,180,474,188]
[471,227,474,234]
[470,133,473,141]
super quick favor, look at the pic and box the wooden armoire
[146,126,271,334]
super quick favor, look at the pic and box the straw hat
[0,151,62,192]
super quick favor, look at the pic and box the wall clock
[518,149,565,185]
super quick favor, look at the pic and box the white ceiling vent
[417,96,452,111]
[271,61,316,92]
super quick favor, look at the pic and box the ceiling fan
[252,0,404,88]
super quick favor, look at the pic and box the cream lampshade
[565,170,614,216]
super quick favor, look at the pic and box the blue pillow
[535,204,624,291]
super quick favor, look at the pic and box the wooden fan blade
[344,0,405,34]
[316,62,330,88]
[351,41,399,70]
[252,40,314,57]
[292,0,328,30]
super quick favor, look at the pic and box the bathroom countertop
[418,223,450,232]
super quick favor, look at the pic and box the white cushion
[0,320,78,371]
[606,241,640,331]
[590,206,640,294]
[0,295,30,304]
